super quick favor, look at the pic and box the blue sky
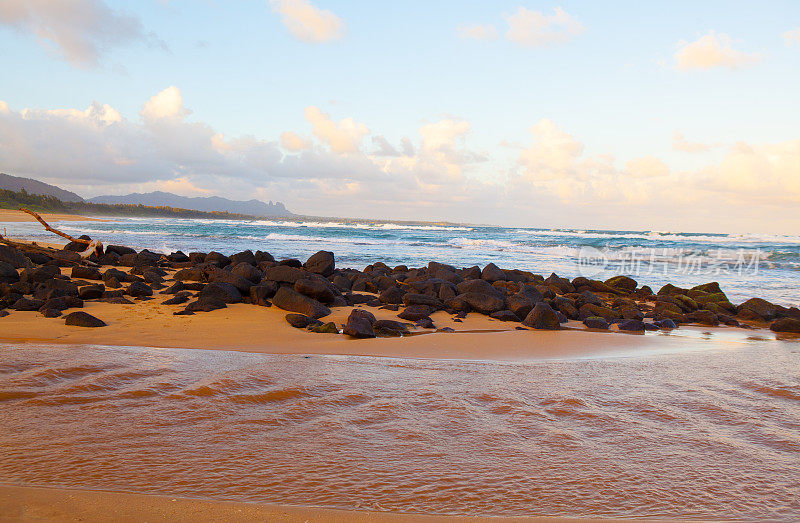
[0,1,798,232]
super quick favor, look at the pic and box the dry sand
[0,208,103,223]
[0,285,766,360]
[1,484,593,523]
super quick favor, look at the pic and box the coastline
[0,208,104,223]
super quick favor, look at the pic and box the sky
[0,0,798,233]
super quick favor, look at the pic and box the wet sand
[0,208,103,223]
[2,484,572,523]
[0,292,769,360]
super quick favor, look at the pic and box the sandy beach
[0,208,103,223]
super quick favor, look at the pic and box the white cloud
[269,0,344,43]
[518,119,584,180]
[280,131,311,152]
[457,24,498,41]
[783,27,800,47]
[674,31,759,71]
[140,86,190,121]
[304,106,369,154]
[504,7,583,47]
[625,156,669,178]
[0,0,161,68]
[672,131,712,152]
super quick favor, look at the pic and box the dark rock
[127,281,153,298]
[490,310,520,322]
[0,261,19,283]
[229,250,256,266]
[686,310,719,326]
[481,263,506,283]
[0,245,33,268]
[379,286,404,304]
[617,319,646,332]
[304,250,335,277]
[459,292,505,315]
[173,267,206,282]
[655,319,677,330]
[142,270,165,285]
[456,279,503,297]
[343,309,376,338]
[255,251,275,264]
[102,296,134,305]
[522,302,560,330]
[64,311,106,327]
[71,266,102,280]
[199,282,242,303]
[272,287,331,318]
[162,292,191,305]
[295,278,335,303]
[373,319,411,336]
[41,296,83,311]
[167,251,190,263]
[578,303,617,321]
[206,267,252,293]
[402,293,443,309]
[332,274,352,291]
[285,313,323,329]
[184,297,227,312]
[104,276,122,289]
[249,282,277,306]
[583,316,609,329]
[263,265,307,284]
[0,310,9,318]
[78,284,105,300]
[103,268,136,283]
[770,318,800,333]
[279,258,303,268]
[12,298,45,311]
[309,322,339,334]
[230,262,263,284]
[20,265,60,284]
[739,298,779,321]
[398,304,433,321]
[605,275,637,292]
[106,245,136,256]
[40,308,62,318]
[204,251,230,268]
[162,281,186,294]
[415,317,435,329]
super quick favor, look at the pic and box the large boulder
[71,266,102,281]
[0,261,19,283]
[0,245,32,269]
[398,304,433,321]
[41,296,83,311]
[285,313,322,329]
[456,279,503,297]
[78,284,105,300]
[304,251,335,277]
[64,311,106,328]
[616,319,646,332]
[343,309,376,338]
[263,265,307,284]
[770,318,800,333]
[459,292,505,315]
[605,275,637,292]
[738,298,779,321]
[206,267,252,293]
[507,293,534,319]
[205,251,231,268]
[272,286,331,319]
[249,282,277,306]
[12,297,45,311]
[229,250,256,266]
[230,262,263,284]
[379,286,404,304]
[20,265,60,284]
[126,281,153,298]
[173,267,206,282]
[481,263,506,283]
[184,296,227,312]
[199,282,242,303]
[522,302,560,330]
[294,278,335,303]
[583,316,609,329]
[402,293,443,309]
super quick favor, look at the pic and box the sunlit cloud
[674,31,759,71]
[783,27,800,47]
[269,0,344,43]
[672,131,713,153]
[504,7,583,47]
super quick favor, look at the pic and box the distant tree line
[0,188,259,220]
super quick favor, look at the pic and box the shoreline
[0,208,105,223]
[0,484,625,522]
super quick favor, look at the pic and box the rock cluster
[2,241,799,338]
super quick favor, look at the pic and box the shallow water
[1,342,799,519]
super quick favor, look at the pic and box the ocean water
[5,217,799,305]
[1,340,799,519]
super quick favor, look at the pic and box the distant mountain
[0,173,84,202]
[89,191,292,217]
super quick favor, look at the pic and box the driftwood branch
[17,207,103,258]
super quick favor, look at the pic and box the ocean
[5,216,799,306]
